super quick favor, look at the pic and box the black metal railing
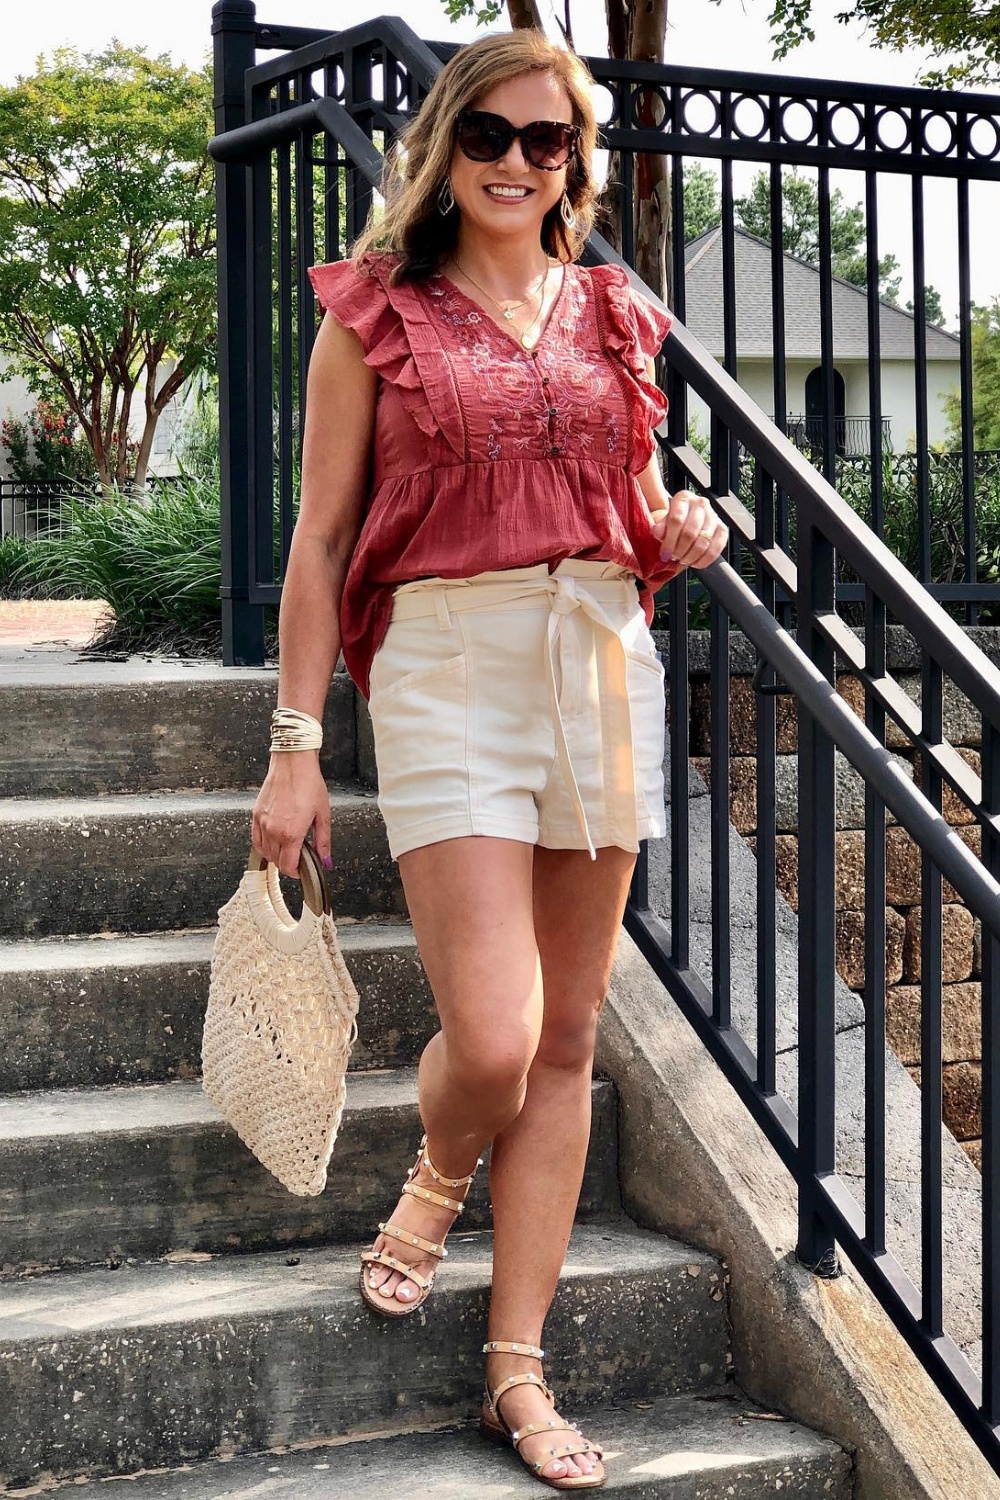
[782,413,892,457]
[208,6,1000,1474]
[0,475,191,541]
[0,478,102,540]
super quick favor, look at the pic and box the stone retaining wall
[677,652,985,1171]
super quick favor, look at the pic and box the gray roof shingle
[681,225,959,360]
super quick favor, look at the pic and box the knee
[533,1012,601,1073]
[446,1029,535,1105]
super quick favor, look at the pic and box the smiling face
[447,70,574,246]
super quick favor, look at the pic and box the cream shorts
[366,559,667,862]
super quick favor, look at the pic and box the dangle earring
[560,192,577,230]
[438,176,455,216]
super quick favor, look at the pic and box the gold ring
[698,527,714,540]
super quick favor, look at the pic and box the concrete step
[0,921,436,1091]
[0,788,402,938]
[28,1392,853,1497]
[0,1071,621,1273]
[0,1220,730,1490]
[0,660,358,796]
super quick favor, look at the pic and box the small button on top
[548,407,557,416]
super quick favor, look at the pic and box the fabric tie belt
[388,562,642,860]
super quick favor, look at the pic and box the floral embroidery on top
[419,267,623,464]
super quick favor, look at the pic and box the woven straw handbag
[202,841,360,1197]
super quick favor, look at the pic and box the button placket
[535,355,562,457]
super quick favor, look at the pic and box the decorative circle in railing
[387,58,409,109]
[778,97,817,145]
[827,102,865,150]
[680,88,722,138]
[627,83,670,131]
[731,94,768,143]
[332,62,345,102]
[967,113,1000,161]
[591,82,617,127]
[872,104,912,153]
[920,110,958,156]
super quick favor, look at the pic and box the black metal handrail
[208,5,1000,1473]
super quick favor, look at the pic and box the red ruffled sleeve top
[306,249,678,700]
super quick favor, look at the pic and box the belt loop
[434,587,452,631]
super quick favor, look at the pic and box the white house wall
[0,362,38,481]
[0,353,187,480]
[685,358,961,453]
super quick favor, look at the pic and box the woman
[252,28,727,1492]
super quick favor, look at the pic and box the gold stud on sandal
[479,1339,606,1490]
[358,1133,482,1318]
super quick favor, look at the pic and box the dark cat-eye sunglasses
[455,109,580,171]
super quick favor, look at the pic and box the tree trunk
[630,0,671,304]
[503,0,671,307]
[506,0,544,28]
[134,354,188,488]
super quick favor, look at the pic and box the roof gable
[680,225,959,360]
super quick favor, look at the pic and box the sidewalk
[0,598,113,649]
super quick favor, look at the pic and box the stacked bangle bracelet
[270,707,323,753]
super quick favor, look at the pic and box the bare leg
[484,842,637,1482]
[365,835,543,1307]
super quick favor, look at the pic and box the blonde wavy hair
[349,30,600,284]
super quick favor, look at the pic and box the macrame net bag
[202,843,360,1197]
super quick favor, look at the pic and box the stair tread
[24,1394,850,1497]
[0,1220,717,1336]
[0,785,374,820]
[0,1068,438,1138]
[0,918,415,972]
[0,656,278,687]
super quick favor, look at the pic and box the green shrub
[0,534,77,598]
[8,478,230,655]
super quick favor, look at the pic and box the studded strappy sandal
[479,1340,606,1490]
[358,1132,482,1317]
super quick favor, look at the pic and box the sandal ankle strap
[411,1133,483,1189]
[483,1339,545,1358]
[485,1370,555,1419]
[402,1179,467,1213]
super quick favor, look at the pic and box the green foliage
[0,534,67,598]
[174,384,220,483]
[1,399,101,484]
[5,479,225,652]
[943,299,1000,450]
[440,0,504,23]
[906,285,945,326]
[0,43,216,485]
[680,163,724,242]
[759,0,1000,88]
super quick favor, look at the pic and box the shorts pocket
[369,649,467,708]
[623,643,665,678]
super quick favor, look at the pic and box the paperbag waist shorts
[366,558,667,862]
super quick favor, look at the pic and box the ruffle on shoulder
[306,253,466,460]
[589,263,673,473]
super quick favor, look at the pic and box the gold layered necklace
[451,255,553,350]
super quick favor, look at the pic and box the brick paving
[0,598,114,648]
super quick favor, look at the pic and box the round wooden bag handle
[247,841,331,920]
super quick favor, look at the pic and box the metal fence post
[213,0,265,665]
[796,497,841,1278]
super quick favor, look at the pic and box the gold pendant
[502,308,516,320]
